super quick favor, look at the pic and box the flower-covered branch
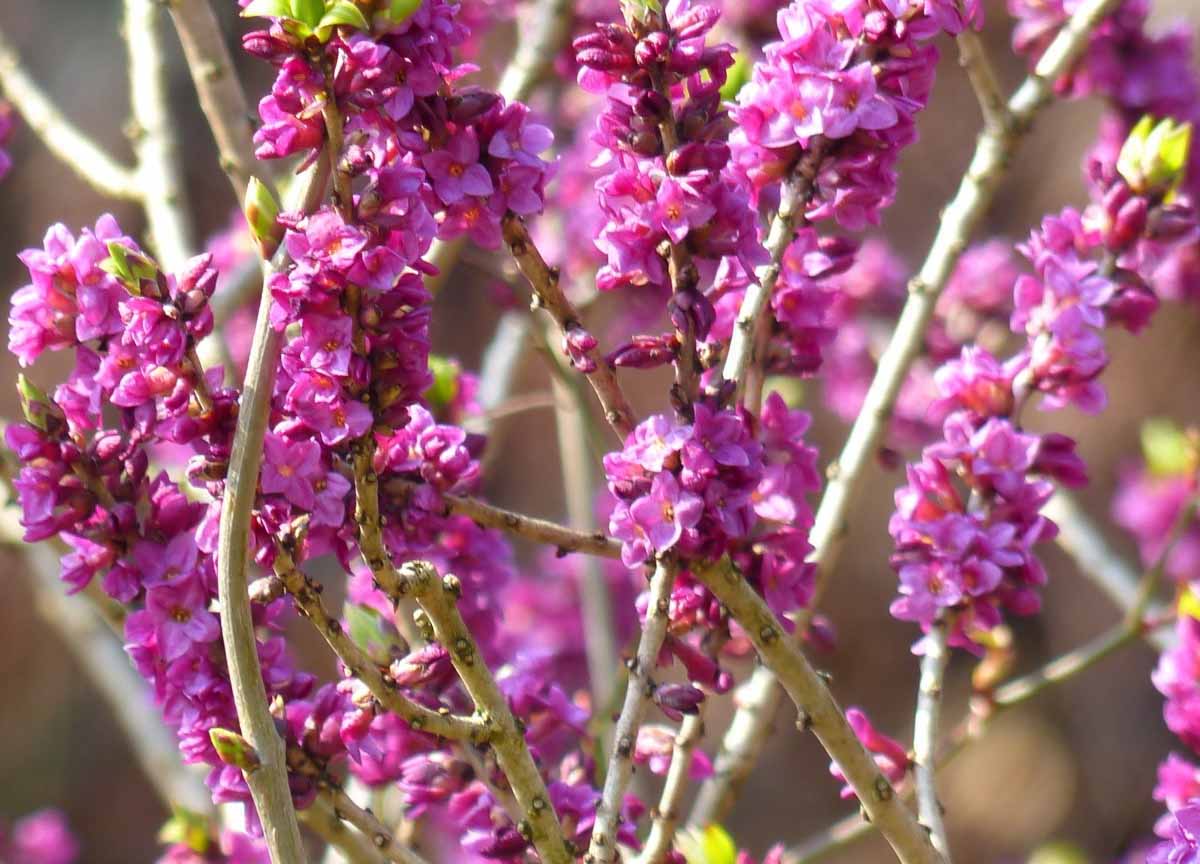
[5,0,1200,861]
[697,0,1134,826]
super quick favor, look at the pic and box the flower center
[170,606,191,624]
[661,502,675,522]
[449,163,465,178]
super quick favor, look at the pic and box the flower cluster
[605,406,763,568]
[244,0,554,249]
[2,220,323,818]
[1010,0,1200,306]
[606,391,819,635]
[1155,617,1200,756]
[890,115,1197,649]
[888,413,1073,649]
[731,0,976,227]
[571,0,758,307]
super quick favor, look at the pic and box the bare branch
[166,0,258,201]
[300,795,388,864]
[215,155,331,864]
[913,620,951,860]
[955,30,1010,132]
[291,747,431,864]
[691,559,944,864]
[551,369,621,707]
[271,535,489,742]
[385,477,622,559]
[635,713,705,864]
[125,0,193,270]
[588,558,678,864]
[502,213,638,440]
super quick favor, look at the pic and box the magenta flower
[627,472,704,558]
[1151,804,1200,864]
[261,431,322,509]
[130,572,220,661]
[423,129,493,205]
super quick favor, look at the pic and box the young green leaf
[387,0,423,22]
[317,0,370,41]
[290,0,325,27]
[240,0,292,19]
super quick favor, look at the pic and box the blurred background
[0,1,1198,861]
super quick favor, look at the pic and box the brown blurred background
[1,1,1198,861]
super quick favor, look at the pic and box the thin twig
[913,620,951,860]
[0,26,138,200]
[300,795,388,864]
[385,478,622,559]
[784,615,1170,863]
[126,0,193,270]
[635,713,705,864]
[290,746,430,864]
[319,784,430,864]
[691,559,944,864]
[271,534,489,742]
[1044,491,1172,651]
[497,0,572,103]
[166,0,258,201]
[485,391,557,423]
[399,561,574,864]
[473,311,532,423]
[720,142,829,406]
[215,155,330,864]
[955,29,1010,132]
[588,558,679,864]
[552,370,621,708]
[692,0,1126,826]
[502,213,637,440]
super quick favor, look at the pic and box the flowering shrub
[1,0,1200,863]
